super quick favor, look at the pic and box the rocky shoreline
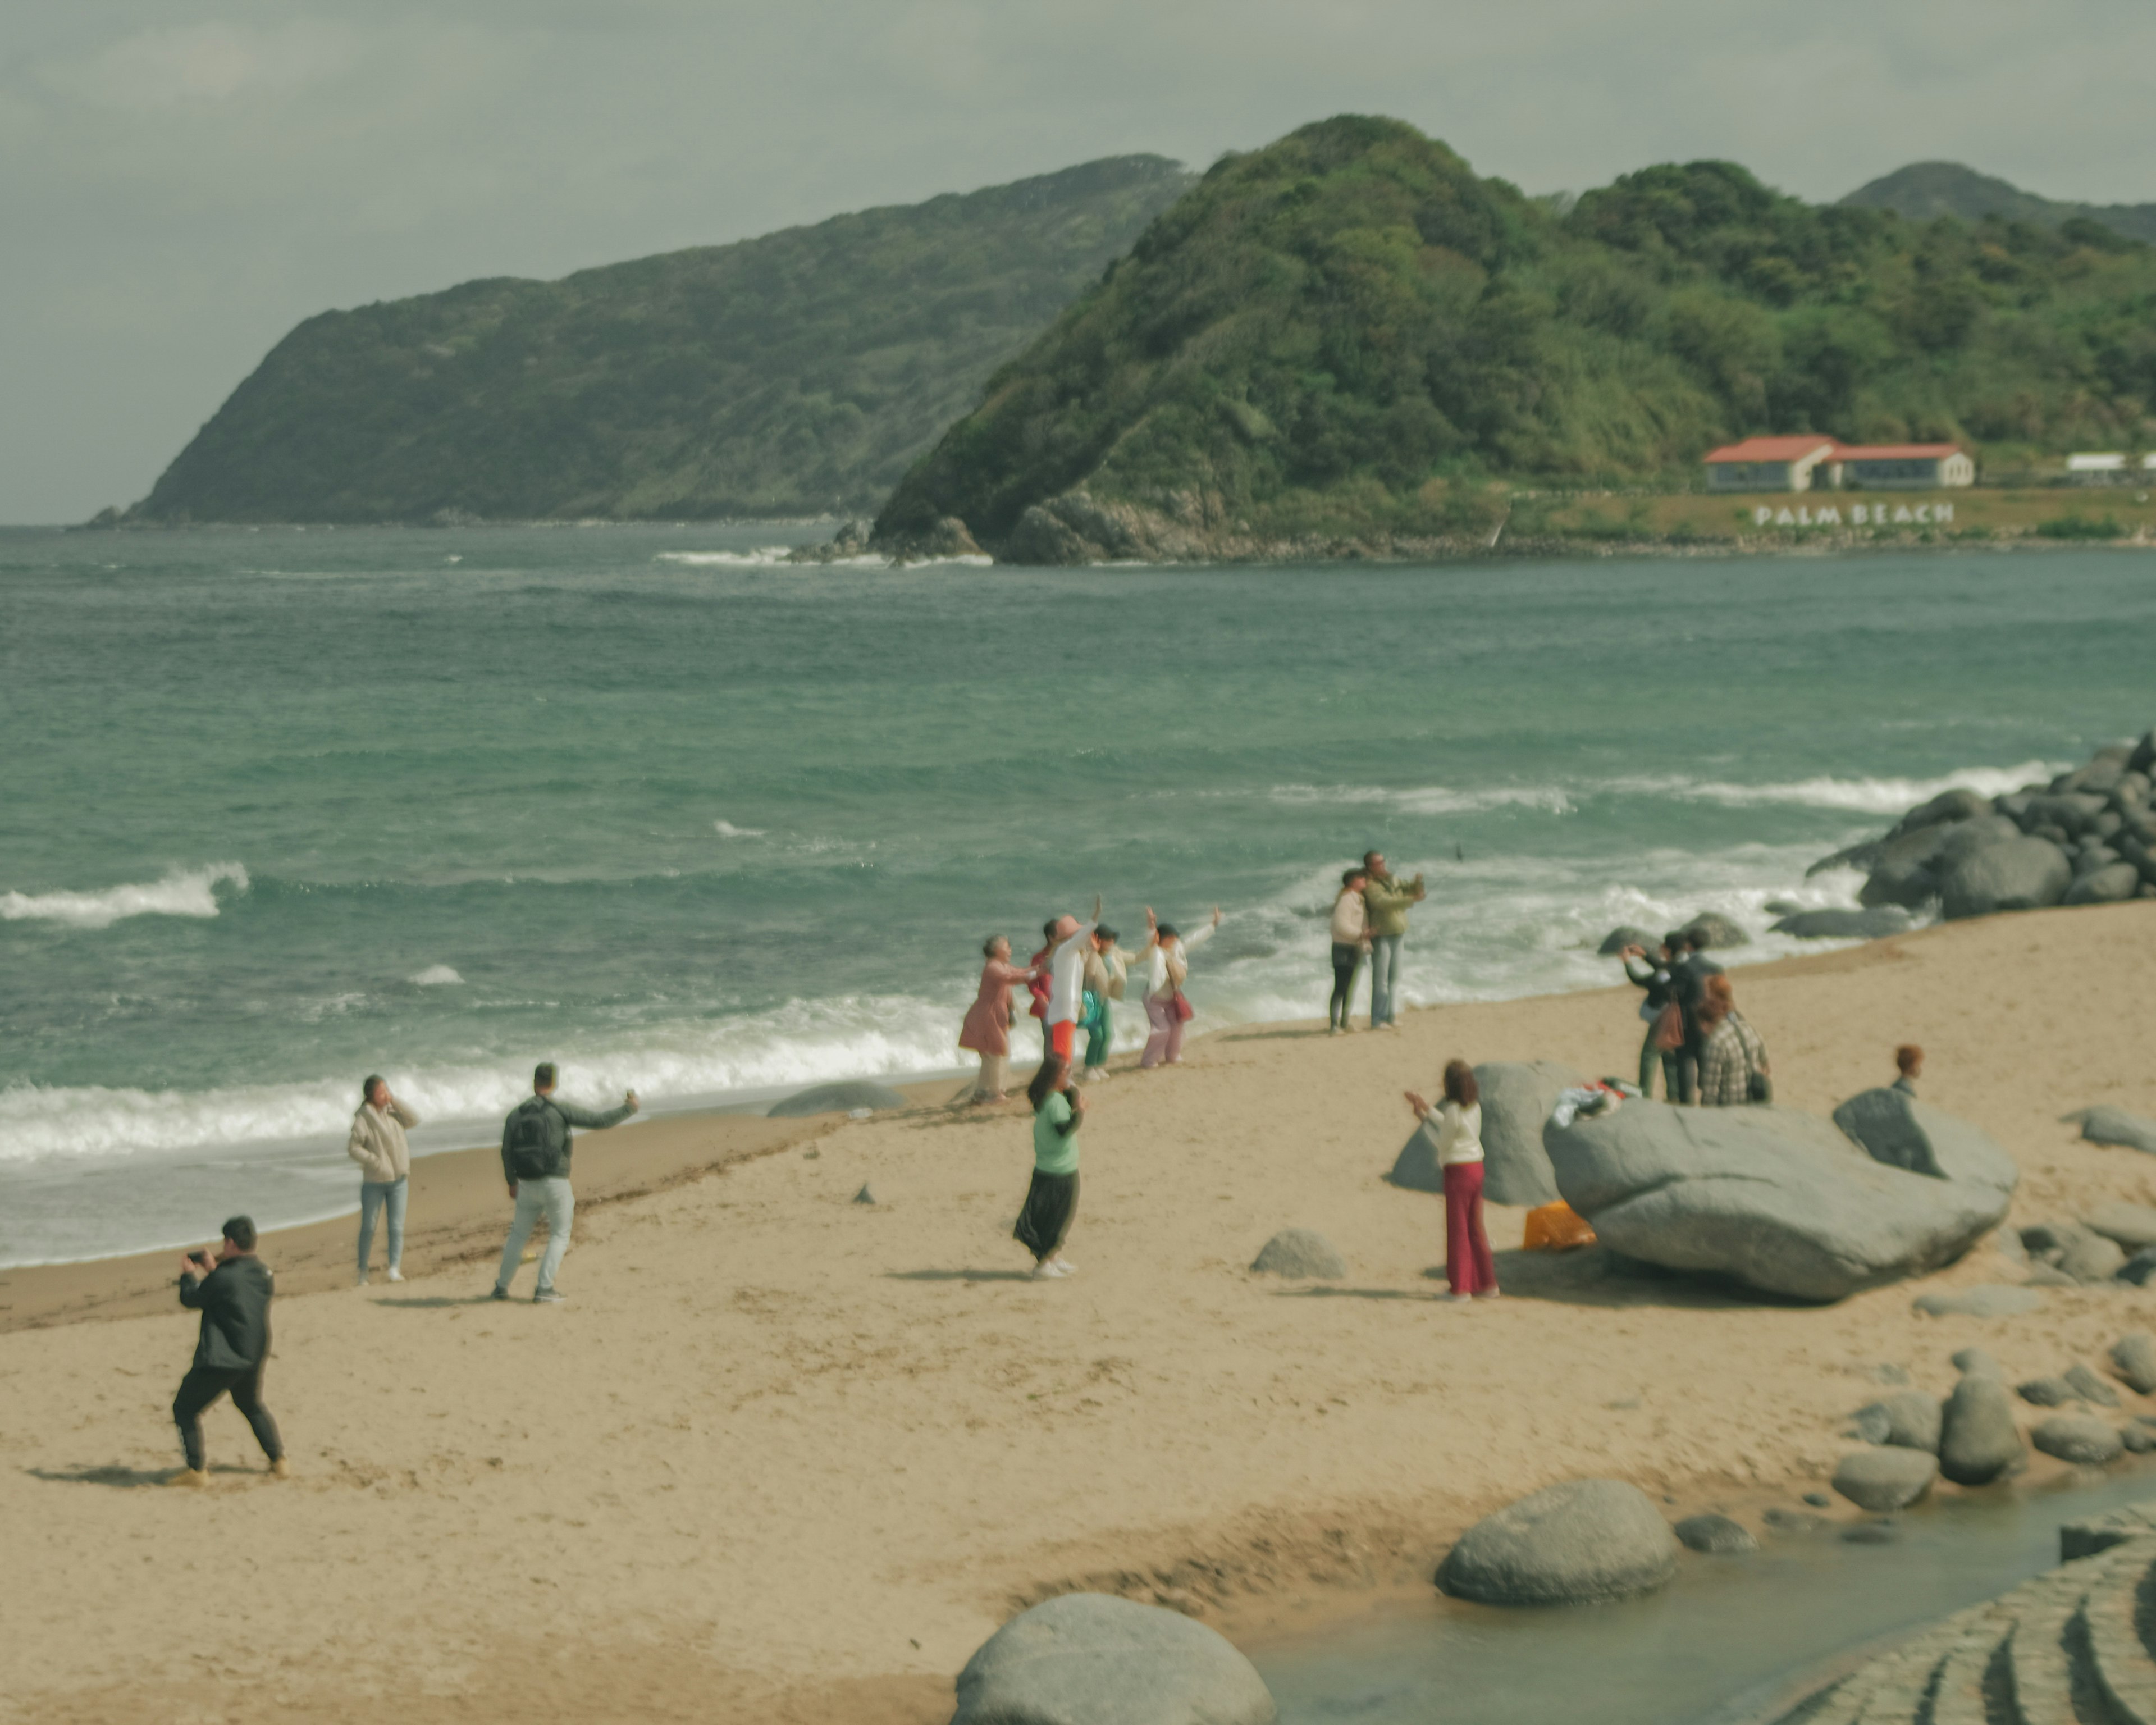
[1814,729,2156,917]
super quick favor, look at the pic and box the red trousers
[1048,1020,1075,1059]
[1444,1161,1499,1295]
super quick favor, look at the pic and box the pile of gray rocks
[1814,728,2156,918]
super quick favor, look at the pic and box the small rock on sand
[2059,1233,2128,1284]
[1854,1391,1942,1453]
[1940,1376,2025,1485]
[2120,1248,2156,1288]
[2084,1202,2156,1252]
[950,1592,1277,1725]
[1832,1450,1938,1512]
[1914,1285,2044,1319]
[1674,1513,1757,1554]
[1952,1347,2003,1378]
[1435,1479,1679,1606]
[1249,1229,1346,1280]
[2018,1376,2077,1408]
[2031,1415,2124,1466]
[852,1184,877,1206]
[2112,1332,2156,1394]
[768,1080,911,1118]
[2125,1426,2156,1455]
[2078,1106,2156,1156]
[2064,1363,2121,1408]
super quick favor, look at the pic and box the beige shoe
[269,1458,292,1480]
[163,1468,209,1489]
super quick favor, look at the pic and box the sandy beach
[6,902,2156,1724]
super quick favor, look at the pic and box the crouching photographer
[168,1215,287,1487]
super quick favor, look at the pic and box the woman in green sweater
[1016,1054,1085,1280]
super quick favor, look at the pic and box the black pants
[1328,943,1363,1029]
[173,1361,282,1472]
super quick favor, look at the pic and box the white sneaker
[385,1267,405,1284]
[1052,1258,1077,1275]
[1446,1292,1473,1303]
[1031,1262,1058,1281]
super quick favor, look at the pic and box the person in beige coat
[347,1076,419,1286]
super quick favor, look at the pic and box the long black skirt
[1012,1169,1080,1261]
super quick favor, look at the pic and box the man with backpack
[492,1063,639,1304]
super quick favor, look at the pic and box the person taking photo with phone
[491,1062,639,1304]
[167,1215,286,1486]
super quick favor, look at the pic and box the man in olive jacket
[1360,850,1427,1031]
[168,1215,286,1486]
[491,1062,638,1304]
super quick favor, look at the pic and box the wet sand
[3,904,2155,1724]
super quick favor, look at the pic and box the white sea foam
[0,863,249,928]
[712,820,767,838]
[1268,783,1577,815]
[655,547,800,565]
[408,965,464,987]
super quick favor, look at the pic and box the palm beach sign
[1751,503,1956,527]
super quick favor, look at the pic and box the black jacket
[179,1256,274,1372]
[500,1093,635,1184]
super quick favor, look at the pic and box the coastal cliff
[874,117,2156,564]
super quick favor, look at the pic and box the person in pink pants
[1405,1060,1499,1301]
[1126,905,1220,1067]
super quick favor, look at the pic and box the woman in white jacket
[347,1075,419,1286]
[1129,905,1221,1069]
[1404,1060,1499,1302]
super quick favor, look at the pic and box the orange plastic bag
[1523,1200,1597,1252]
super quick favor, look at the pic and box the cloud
[40,20,359,110]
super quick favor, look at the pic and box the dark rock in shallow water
[1249,1229,1346,1280]
[1545,1099,2017,1303]
[2111,1332,2156,1394]
[1914,1285,2043,1318]
[2078,1106,2156,1156]
[1673,1513,1757,1554]
[2064,1363,2121,1408]
[1938,836,2072,920]
[1940,1375,2025,1485]
[2030,1415,2123,1466]
[1682,911,1750,949]
[1761,1507,1824,1533]
[1843,1522,1897,1544]
[2084,1202,2156,1251]
[1900,787,1992,832]
[767,1080,910,1117]
[1769,906,1913,940]
[1832,1449,1937,1512]
[1853,1391,1942,1453]
[1597,924,1660,957]
[1435,1479,1678,1606]
[951,1592,1277,1725]
[1389,1060,1582,1204]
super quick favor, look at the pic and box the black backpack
[504,1099,561,1181]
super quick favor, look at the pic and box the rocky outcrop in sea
[1813,729,2156,917]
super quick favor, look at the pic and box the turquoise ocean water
[2,524,2149,1263]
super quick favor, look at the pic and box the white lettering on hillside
[1758,502,1957,528]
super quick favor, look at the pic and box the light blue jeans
[357,1178,408,1275]
[496,1176,575,1295]
[1368,934,1404,1026]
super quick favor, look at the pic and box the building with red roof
[1702,437,1973,492]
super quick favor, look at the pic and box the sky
[4,1,2153,523]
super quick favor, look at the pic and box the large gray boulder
[1770,906,1913,940]
[950,1593,1276,1725]
[1832,1088,2020,1187]
[768,1080,911,1118]
[1543,1099,2017,1303]
[1435,1478,1678,1606]
[1832,1449,1938,1512]
[1597,924,1661,957]
[1388,1060,1583,1204]
[1939,1375,2025,1485]
[1249,1229,1346,1280]
[1938,836,2071,920]
[1853,1391,1942,1453]
[1683,911,1750,949]
[2065,862,2142,905]
[2079,1107,2156,1155]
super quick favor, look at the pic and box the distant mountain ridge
[1842,162,2156,246]
[121,156,1193,525]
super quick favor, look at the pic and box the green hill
[120,156,1192,525]
[1843,162,2156,247]
[874,117,2156,562]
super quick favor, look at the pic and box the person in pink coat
[960,936,1040,1102]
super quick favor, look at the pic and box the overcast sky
[4,1,2152,523]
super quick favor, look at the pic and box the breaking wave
[0,864,250,929]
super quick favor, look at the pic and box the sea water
[2,524,2150,1263]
